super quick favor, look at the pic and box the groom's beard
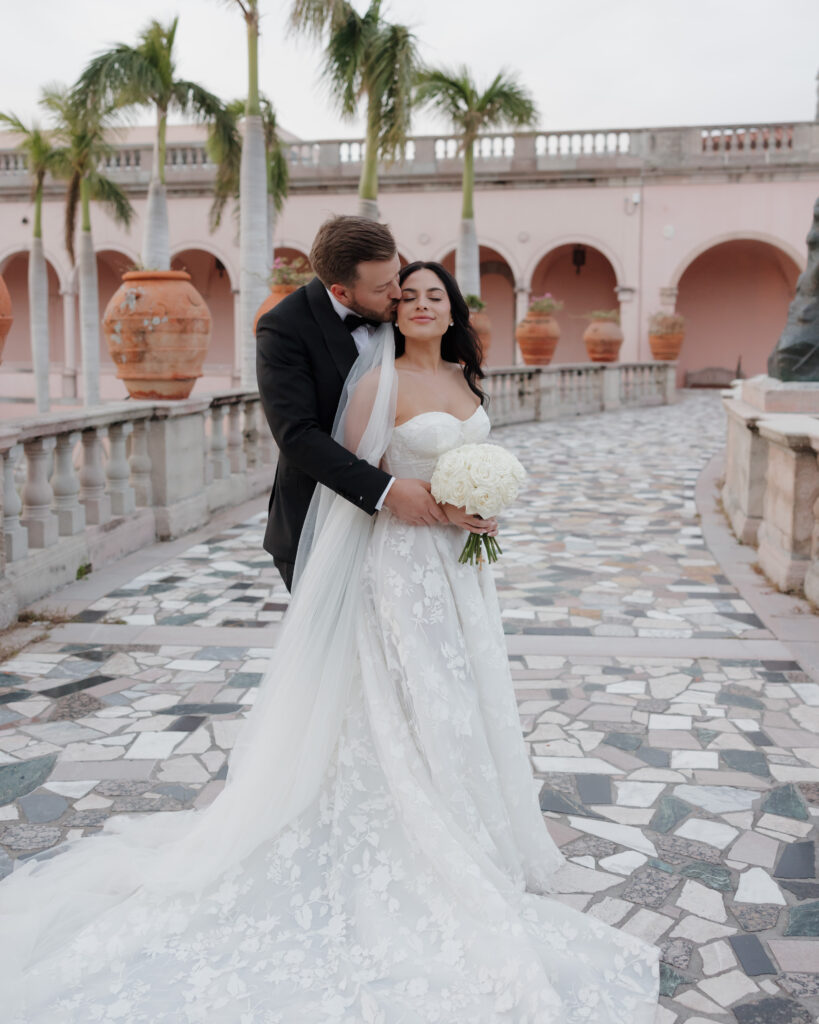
[347,299,398,323]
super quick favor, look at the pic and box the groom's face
[333,255,402,322]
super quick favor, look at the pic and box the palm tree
[75,17,237,270]
[416,67,537,297]
[290,0,419,220]
[0,113,64,412]
[41,85,133,406]
[221,0,269,388]
[207,94,289,264]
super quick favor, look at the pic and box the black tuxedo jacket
[256,276,392,566]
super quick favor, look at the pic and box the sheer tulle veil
[0,325,399,1000]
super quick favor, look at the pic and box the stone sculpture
[768,196,819,381]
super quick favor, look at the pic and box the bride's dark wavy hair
[395,261,487,404]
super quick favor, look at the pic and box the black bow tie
[343,313,380,332]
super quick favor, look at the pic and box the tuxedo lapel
[305,277,359,383]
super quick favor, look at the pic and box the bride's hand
[439,503,498,536]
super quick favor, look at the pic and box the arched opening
[440,245,516,366]
[530,244,618,364]
[171,248,235,370]
[0,250,63,367]
[272,245,311,274]
[675,239,799,382]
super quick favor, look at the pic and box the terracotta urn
[515,313,561,365]
[254,283,297,331]
[649,332,685,361]
[103,270,211,400]
[583,320,624,363]
[469,309,491,362]
[0,272,12,365]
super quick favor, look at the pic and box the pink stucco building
[0,119,815,408]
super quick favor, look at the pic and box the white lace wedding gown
[6,405,659,1023]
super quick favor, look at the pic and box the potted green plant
[254,256,313,329]
[464,294,491,362]
[648,312,686,361]
[582,309,623,363]
[515,294,563,365]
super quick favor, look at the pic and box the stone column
[209,405,230,481]
[106,422,136,516]
[514,286,530,365]
[79,427,112,526]
[21,437,59,548]
[232,288,242,388]
[51,431,86,535]
[129,419,153,507]
[61,282,78,400]
[148,400,210,539]
[616,285,639,363]
[2,441,27,562]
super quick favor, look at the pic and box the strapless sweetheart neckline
[393,404,485,431]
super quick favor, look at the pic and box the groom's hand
[383,478,449,526]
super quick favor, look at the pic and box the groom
[256,215,447,591]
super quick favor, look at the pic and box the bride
[1,261,659,1022]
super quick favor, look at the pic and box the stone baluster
[129,419,152,507]
[209,405,230,481]
[79,427,112,525]
[21,437,58,547]
[3,444,28,561]
[106,422,136,516]
[51,431,85,535]
[227,403,246,476]
[243,400,260,469]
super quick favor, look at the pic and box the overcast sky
[4,0,817,139]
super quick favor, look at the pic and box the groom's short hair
[310,216,397,287]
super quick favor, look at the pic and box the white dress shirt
[325,289,395,511]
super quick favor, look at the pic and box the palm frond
[74,45,164,113]
[289,0,351,40]
[320,4,369,117]
[367,20,419,159]
[88,172,134,228]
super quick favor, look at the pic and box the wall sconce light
[215,258,226,278]
[572,245,586,276]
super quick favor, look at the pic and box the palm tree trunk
[78,178,100,406]
[238,5,270,388]
[142,105,170,270]
[456,141,480,297]
[267,191,275,269]
[358,96,380,220]
[28,234,50,413]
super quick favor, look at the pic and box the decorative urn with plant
[648,312,686,361]
[464,294,491,362]
[0,271,12,365]
[583,309,623,363]
[254,256,313,329]
[515,294,563,365]
[102,267,212,400]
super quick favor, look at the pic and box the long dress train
[3,403,659,1021]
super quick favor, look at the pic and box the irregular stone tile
[673,784,759,814]
[0,824,62,850]
[539,787,600,818]
[620,907,674,942]
[567,816,657,856]
[561,836,618,859]
[797,783,819,805]
[732,996,813,1024]
[728,934,776,976]
[670,914,737,942]
[774,841,816,880]
[650,795,693,834]
[733,904,782,932]
[779,881,819,900]
[784,901,819,937]
[603,732,642,751]
[768,938,819,972]
[621,865,682,908]
[728,831,780,870]
[778,973,819,998]
[0,754,58,805]
[656,834,722,865]
[598,850,647,875]
[575,774,613,805]
[720,750,771,778]
[637,748,671,768]
[675,818,739,850]
[735,867,787,906]
[761,784,810,821]
[676,879,727,922]
[700,938,738,976]
[659,962,691,997]
[587,896,632,925]
[660,937,694,970]
[680,861,734,892]
[17,792,69,823]
[698,968,759,1006]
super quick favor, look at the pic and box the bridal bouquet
[430,443,527,566]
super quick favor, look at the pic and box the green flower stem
[459,532,503,567]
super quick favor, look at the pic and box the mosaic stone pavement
[0,390,817,1024]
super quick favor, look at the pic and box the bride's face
[397,268,452,342]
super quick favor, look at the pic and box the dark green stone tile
[697,728,719,745]
[0,754,58,806]
[680,861,733,892]
[733,997,813,1024]
[650,796,693,834]
[539,787,600,819]
[716,692,764,710]
[659,963,689,997]
[728,934,776,976]
[720,749,771,778]
[775,841,815,880]
[761,784,810,821]
[784,900,819,936]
